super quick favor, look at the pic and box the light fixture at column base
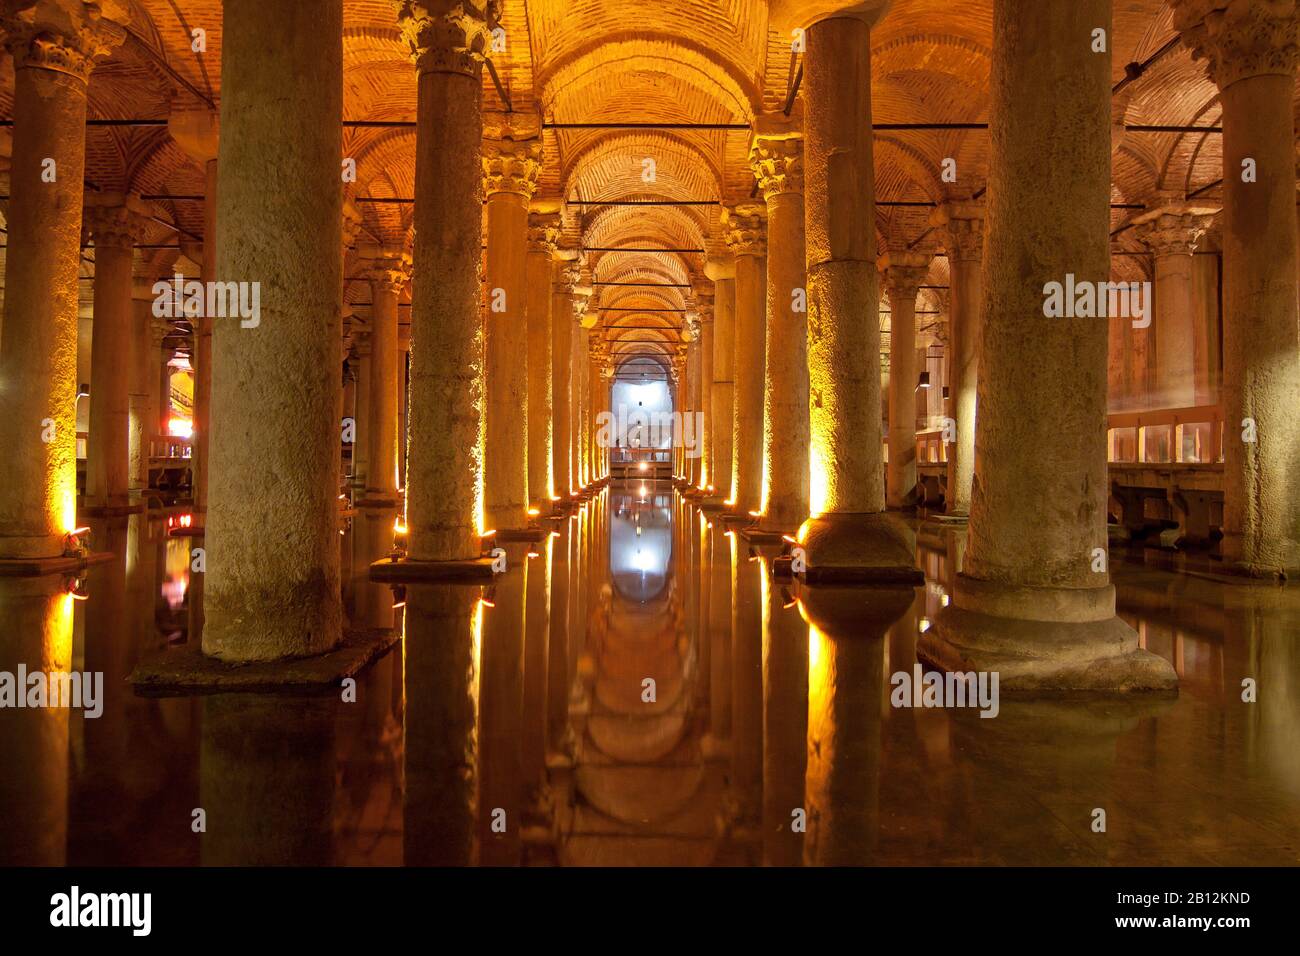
[795,511,924,585]
[920,574,1178,693]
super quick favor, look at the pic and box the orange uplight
[706,521,713,528]
[527,551,539,559]
[481,529,497,538]
[527,508,540,517]
[70,591,90,602]
[168,417,193,438]
[480,598,496,609]
[394,518,408,534]
[748,510,761,517]
[550,531,560,538]
[724,498,735,506]
[637,462,648,472]
[392,600,407,610]
[781,534,797,544]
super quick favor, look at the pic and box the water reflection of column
[73,519,132,855]
[548,527,572,759]
[696,511,711,714]
[804,620,885,865]
[730,532,763,832]
[0,578,73,864]
[704,523,732,752]
[521,536,552,818]
[478,548,528,865]
[403,584,481,866]
[762,560,808,866]
[200,694,337,865]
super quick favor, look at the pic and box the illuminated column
[671,350,687,478]
[571,288,591,491]
[357,247,411,504]
[751,123,809,533]
[587,333,607,484]
[798,7,917,578]
[706,250,736,499]
[482,123,541,531]
[552,257,579,497]
[923,0,1176,690]
[350,332,372,492]
[0,4,123,559]
[878,251,931,511]
[203,0,344,659]
[692,283,715,489]
[684,320,702,487]
[1133,205,1216,410]
[931,203,983,515]
[168,109,219,519]
[598,365,613,480]
[1172,0,1300,575]
[84,195,150,514]
[397,0,491,562]
[526,211,561,511]
[129,282,162,495]
[723,201,767,514]
[151,316,174,449]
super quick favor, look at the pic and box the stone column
[684,320,701,487]
[397,0,492,563]
[923,0,1175,691]
[1171,0,1300,575]
[706,253,736,499]
[722,201,767,514]
[571,287,591,492]
[358,246,411,504]
[168,109,220,519]
[797,7,916,577]
[752,125,808,532]
[83,195,149,514]
[931,203,984,515]
[1133,204,1216,409]
[350,332,372,493]
[0,3,122,559]
[1192,244,1222,407]
[526,211,560,511]
[130,284,164,495]
[878,251,931,511]
[587,333,607,484]
[483,123,541,531]
[152,316,173,448]
[692,283,715,490]
[203,0,344,659]
[552,257,579,498]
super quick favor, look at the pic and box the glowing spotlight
[394,518,408,535]
[919,617,931,633]
[941,593,950,608]
[527,507,540,517]
[637,462,648,472]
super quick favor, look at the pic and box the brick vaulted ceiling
[1,0,1294,365]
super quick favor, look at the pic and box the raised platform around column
[130,626,398,696]
[494,527,546,543]
[0,551,116,578]
[370,555,495,582]
[81,502,146,517]
[921,573,1179,693]
[796,512,925,585]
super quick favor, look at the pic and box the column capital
[526,210,562,255]
[351,328,373,357]
[877,250,933,300]
[1131,202,1219,256]
[482,129,542,199]
[703,238,736,279]
[554,257,582,294]
[358,244,413,294]
[150,315,173,349]
[1,0,126,82]
[749,120,804,202]
[82,192,150,249]
[691,279,715,319]
[342,199,365,251]
[393,0,494,77]
[1170,0,1300,89]
[930,202,985,262]
[721,200,767,257]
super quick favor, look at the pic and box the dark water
[1,481,1297,865]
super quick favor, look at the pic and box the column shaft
[525,217,559,508]
[203,0,344,658]
[551,272,575,497]
[710,275,735,496]
[84,222,137,512]
[725,202,767,513]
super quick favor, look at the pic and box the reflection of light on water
[162,536,190,609]
[633,547,657,572]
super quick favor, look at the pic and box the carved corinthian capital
[1,0,126,82]
[750,131,804,202]
[482,134,542,198]
[1170,0,1300,89]
[392,0,495,77]
[721,200,767,257]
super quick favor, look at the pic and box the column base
[82,501,145,517]
[932,511,969,525]
[494,526,546,543]
[130,626,398,696]
[920,573,1178,693]
[741,526,789,545]
[795,512,924,585]
[0,550,116,578]
[355,493,399,509]
[370,555,495,583]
